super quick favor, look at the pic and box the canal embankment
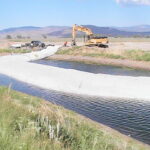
[48,54,150,71]
[1,46,150,147]
[47,46,150,71]
[1,46,150,100]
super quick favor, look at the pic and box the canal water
[34,59,150,77]
[0,60,150,145]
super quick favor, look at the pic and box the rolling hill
[115,25,150,32]
[1,25,150,39]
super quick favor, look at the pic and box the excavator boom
[72,24,93,46]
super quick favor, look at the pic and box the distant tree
[16,35,23,39]
[146,36,150,38]
[42,34,47,39]
[6,35,12,39]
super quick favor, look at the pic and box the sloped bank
[1,46,150,100]
[0,86,149,150]
[48,54,150,71]
[51,46,150,71]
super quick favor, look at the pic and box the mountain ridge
[1,25,150,38]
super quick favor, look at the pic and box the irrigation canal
[0,60,150,145]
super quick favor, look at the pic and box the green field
[0,86,149,150]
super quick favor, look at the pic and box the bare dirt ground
[53,41,150,51]
[108,42,150,51]
[0,53,10,56]
[50,41,150,52]
[75,42,150,51]
[0,39,24,49]
[1,38,150,51]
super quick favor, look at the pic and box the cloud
[116,0,150,5]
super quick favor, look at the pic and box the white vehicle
[10,44,22,49]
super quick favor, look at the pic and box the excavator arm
[72,24,93,46]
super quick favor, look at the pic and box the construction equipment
[72,24,109,47]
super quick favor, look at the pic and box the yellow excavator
[72,24,109,47]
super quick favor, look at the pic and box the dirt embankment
[47,45,150,71]
[48,54,150,71]
[0,53,10,56]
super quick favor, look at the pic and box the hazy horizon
[1,24,150,31]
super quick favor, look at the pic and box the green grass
[84,53,125,59]
[56,46,81,55]
[0,49,31,54]
[0,86,149,150]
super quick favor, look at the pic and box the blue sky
[0,0,150,29]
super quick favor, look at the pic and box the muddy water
[0,60,150,145]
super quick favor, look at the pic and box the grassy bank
[56,46,150,62]
[0,49,31,54]
[0,86,149,150]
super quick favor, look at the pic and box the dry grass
[109,37,150,42]
[0,48,31,54]
[57,46,150,61]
